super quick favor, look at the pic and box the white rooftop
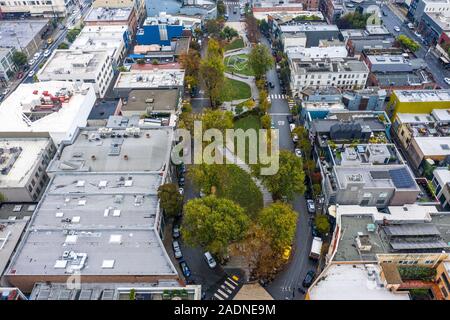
[394,89,450,102]
[308,264,410,300]
[0,138,50,189]
[0,220,28,276]
[114,69,185,89]
[286,45,347,59]
[433,168,450,187]
[39,50,109,76]
[414,136,450,156]
[431,109,450,122]
[280,24,339,33]
[0,81,96,144]
[396,113,435,124]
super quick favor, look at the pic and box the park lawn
[216,165,263,218]
[233,114,262,165]
[220,78,252,101]
[224,37,245,51]
[224,54,255,76]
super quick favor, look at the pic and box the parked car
[172,225,180,239]
[311,224,319,237]
[287,115,294,124]
[407,22,414,29]
[204,251,217,269]
[28,70,35,78]
[289,123,296,132]
[16,71,24,79]
[294,148,302,158]
[292,134,299,143]
[28,58,35,66]
[306,199,316,214]
[178,176,185,187]
[172,240,183,259]
[302,270,316,288]
[394,26,400,32]
[282,245,292,260]
[179,260,191,277]
[444,78,450,85]
[179,187,184,195]
[43,49,51,57]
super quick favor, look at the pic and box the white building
[289,58,369,96]
[0,0,68,17]
[0,81,97,144]
[0,138,55,202]
[37,50,114,98]
[70,25,130,65]
[408,0,450,22]
[285,45,348,60]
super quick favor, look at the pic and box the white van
[309,237,323,260]
[204,251,217,268]
[290,123,296,132]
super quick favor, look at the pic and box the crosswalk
[212,275,241,300]
[225,1,240,5]
[267,94,288,102]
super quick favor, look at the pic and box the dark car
[179,260,191,278]
[178,176,185,187]
[269,82,275,89]
[311,224,319,237]
[302,270,316,288]
[287,115,294,123]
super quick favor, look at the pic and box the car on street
[43,49,51,57]
[28,70,35,78]
[382,10,387,16]
[287,115,294,123]
[282,246,292,260]
[224,14,229,20]
[407,22,414,29]
[269,82,275,88]
[302,270,316,287]
[306,199,316,214]
[179,187,184,195]
[311,224,319,237]
[172,225,180,239]
[292,134,299,143]
[289,123,296,132]
[204,251,217,269]
[178,176,185,187]
[179,260,192,277]
[444,78,450,85]
[172,240,183,259]
[28,58,35,66]
[16,71,24,79]
[394,26,400,32]
[294,148,302,158]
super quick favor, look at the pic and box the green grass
[220,78,252,101]
[216,165,263,218]
[224,38,245,51]
[224,54,255,76]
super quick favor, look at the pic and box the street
[381,3,450,88]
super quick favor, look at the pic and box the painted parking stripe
[221,284,233,294]
[224,280,236,289]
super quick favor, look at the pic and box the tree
[246,12,260,43]
[117,66,128,72]
[136,58,145,65]
[180,49,201,93]
[314,215,330,236]
[151,59,159,65]
[312,183,322,198]
[58,42,69,49]
[157,183,183,219]
[260,114,271,129]
[201,109,234,134]
[258,202,298,251]
[200,39,225,108]
[217,0,226,17]
[397,35,420,52]
[182,195,250,259]
[66,28,81,43]
[337,12,371,29]
[221,26,239,41]
[204,19,224,39]
[231,224,283,279]
[258,90,270,114]
[252,150,306,201]
[248,44,274,79]
[12,51,27,67]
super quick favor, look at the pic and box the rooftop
[424,12,450,31]
[85,7,133,22]
[0,81,96,144]
[286,45,348,59]
[0,20,48,52]
[142,13,201,27]
[280,24,339,33]
[47,127,173,173]
[373,70,433,87]
[414,136,450,156]
[393,89,450,103]
[0,138,50,189]
[0,203,36,221]
[6,172,177,277]
[332,205,450,262]
[114,69,185,89]
[123,89,180,113]
[39,50,110,76]
[308,264,410,300]
[0,219,28,276]
[292,58,369,74]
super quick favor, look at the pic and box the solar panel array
[389,168,415,189]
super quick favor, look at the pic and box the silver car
[172,240,183,259]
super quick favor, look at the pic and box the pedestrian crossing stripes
[268,94,288,101]
[212,276,241,300]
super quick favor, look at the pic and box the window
[31,179,36,187]
[28,185,33,192]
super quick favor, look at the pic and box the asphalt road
[381,3,450,88]
[259,36,318,300]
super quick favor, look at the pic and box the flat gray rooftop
[6,172,177,277]
[0,203,36,221]
[0,220,28,276]
[124,89,180,113]
[0,20,48,51]
[48,127,173,173]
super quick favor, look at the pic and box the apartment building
[0,47,16,85]
[84,6,138,35]
[0,0,68,18]
[92,0,146,22]
[0,138,55,202]
[408,0,450,22]
[289,57,369,96]
[37,50,114,98]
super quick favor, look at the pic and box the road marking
[221,285,233,294]
[224,280,236,289]
[270,112,291,116]
[214,293,224,300]
[227,277,239,286]
[217,288,229,298]
[278,120,285,126]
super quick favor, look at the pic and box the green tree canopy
[252,150,306,200]
[182,195,250,259]
[12,51,27,67]
[201,108,234,134]
[220,26,239,41]
[157,183,183,218]
[248,44,274,79]
[337,12,371,29]
[66,28,81,43]
[258,202,298,251]
[58,42,69,49]
[397,35,420,52]
[200,39,225,108]
[314,215,330,236]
